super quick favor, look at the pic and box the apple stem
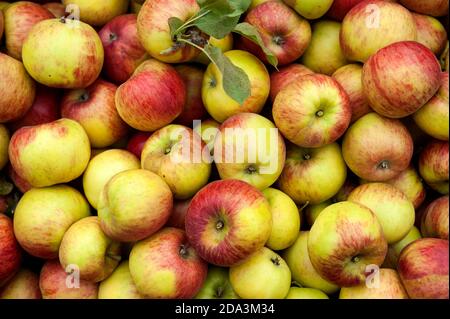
[271,257,280,266]
[106,254,122,262]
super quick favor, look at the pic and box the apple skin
[413,13,448,55]
[39,260,98,299]
[421,196,449,240]
[126,131,151,159]
[419,139,449,194]
[348,183,415,244]
[383,226,422,269]
[22,18,104,89]
[283,0,334,19]
[273,74,351,148]
[342,113,414,182]
[413,72,449,141]
[0,9,3,40]
[363,41,441,118]
[6,164,32,193]
[129,227,208,299]
[42,3,65,18]
[59,216,122,283]
[202,50,270,123]
[195,266,239,299]
[399,0,449,17]
[301,20,348,75]
[340,268,408,299]
[286,287,329,299]
[185,180,272,267]
[0,269,41,299]
[141,124,211,200]
[308,201,388,287]
[13,185,91,259]
[83,149,140,210]
[0,214,21,287]
[332,64,371,122]
[137,0,201,63]
[98,261,144,299]
[278,143,347,205]
[340,0,417,63]
[304,201,332,227]
[326,0,364,21]
[98,169,173,242]
[99,14,148,85]
[398,238,449,299]
[0,53,36,123]
[0,125,9,170]
[115,59,186,132]
[214,113,286,191]
[193,118,220,155]
[249,0,276,10]
[166,199,191,230]
[283,231,339,294]
[9,118,91,188]
[270,64,314,102]
[238,1,311,66]
[61,0,129,26]
[333,178,358,202]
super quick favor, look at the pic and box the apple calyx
[179,244,190,259]
[215,286,224,298]
[215,219,225,231]
[272,35,285,46]
[303,153,312,161]
[79,92,89,102]
[271,256,281,266]
[246,165,258,175]
[109,33,118,42]
[377,160,390,170]
[351,255,360,263]
[316,110,325,117]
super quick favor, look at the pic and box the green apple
[304,200,332,227]
[195,267,239,299]
[383,226,422,269]
[283,0,334,19]
[285,287,329,299]
[98,261,144,299]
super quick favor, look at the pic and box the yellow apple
[285,287,329,299]
[283,0,334,19]
[383,226,422,269]
[98,261,144,299]
[0,124,9,170]
[62,0,129,26]
[304,200,332,227]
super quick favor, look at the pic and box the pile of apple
[0,0,449,300]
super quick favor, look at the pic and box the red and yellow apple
[0,214,21,287]
[419,139,449,194]
[284,0,334,19]
[0,269,41,299]
[383,226,422,269]
[98,261,144,299]
[269,64,314,102]
[399,0,449,17]
[413,13,448,55]
[421,196,449,240]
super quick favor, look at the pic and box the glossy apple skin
[340,269,408,299]
[116,59,186,132]
[0,214,21,287]
[238,1,311,66]
[399,0,449,17]
[363,41,441,118]
[166,199,191,230]
[286,287,329,299]
[99,14,147,84]
[0,53,36,123]
[0,269,41,299]
[342,113,414,182]
[419,139,449,194]
[340,0,417,63]
[273,74,351,148]
[383,166,426,209]
[270,64,314,102]
[421,196,449,240]
[61,0,129,26]
[39,260,98,299]
[185,180,272,267]
[284,0,334,20]
[398,238,449,299]
[98,261,144,299]
[129,227,208,299]
[308,201,388,287]
[126,131,151,159]
[413,13,448,55]
[42,3,65,18]
[383,226,422,269]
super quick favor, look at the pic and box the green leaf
[168,17,184,38]
[233,22,279,68]
[197,0,251,16]
[205,44,251,105]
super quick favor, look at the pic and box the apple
[22,17,104,89]
[413,13,448,55]
[273,74,351,148]
[0,269,41,299]
[9,118,91,188]
[348,183,415,244]
[195,266,239,299]
[399,0,449,17]
[363,41,441,118]
[230,247,291,299]
[202,50,270,123]
[213,113,286,191]
[301,20,348,75]
[174,65,207,126]
[269,64,314,102]
[166,199,191,230]
[6,164,32,193]
[137,0,201,63]
[0,125,9,170]
[0,214,21,287]
[130,0,142,14]
[308,201,388,287]
[98,261,144,299]
[419,139,449,194]
[339,268,408,299]
[99,14,148,85]
[42,2,65,18]
[283,0,334,19]
[194,34,234,65]
[0,53,36,123]
[398,238,449,299]
[278,143,347,205]
[0,2,10,11]
[238,1,311,66]
[61,0,129,26]
[332,64,371,122]
[193,118,220,155]
[262,188,300,251]
[342,113,414,182]
[13,185,91,259]
[333,178,358,202]
[115,59,186,132]
[39,260,98,299]
[327,0,364,21]
[59,216,122,282]
[0,9,3,40]
[383,226,422,269]
[249,0,276,10]
[283,231,339,294]
[340,0,417,63]
[304,200,332,226]
[141,124,211,199]
[413,72,449,141]
[61,79,128,148]
[82,149,140,210]
[421,196,449,240]
[285,287,329,299]
[185,180,272,267]
[126,132,151,159]
[129,227,208,298]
